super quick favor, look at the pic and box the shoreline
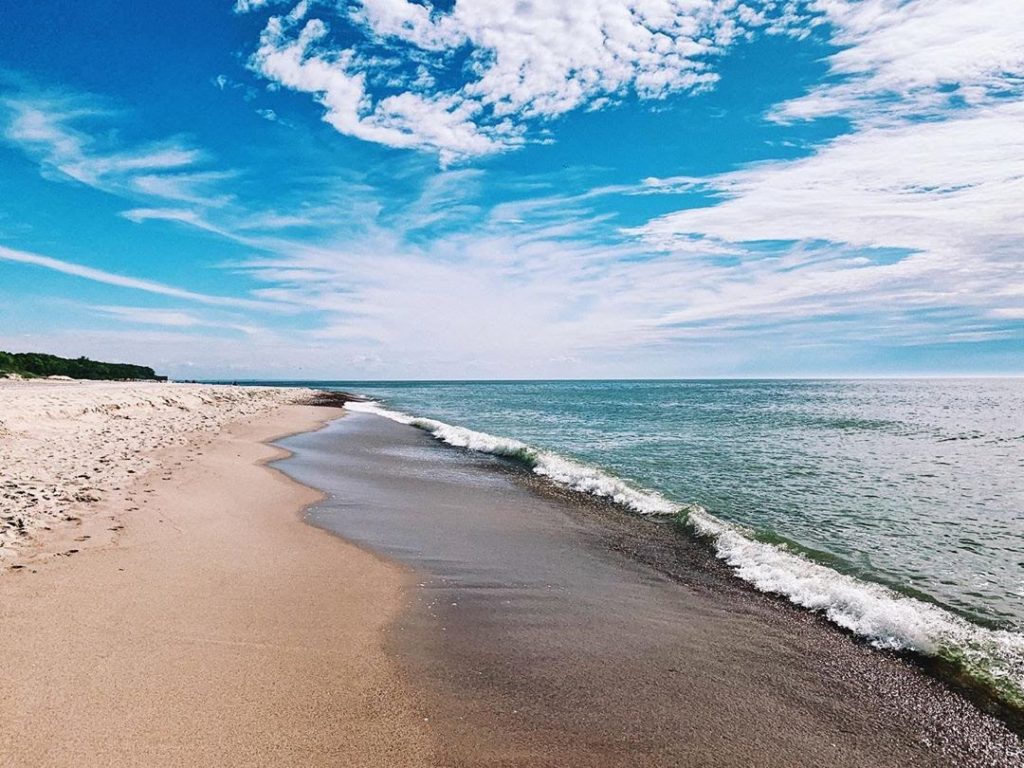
[278,409,1024,766]
[0,385,433,766]
[505,461,1024,735]
[340,395,1024,729]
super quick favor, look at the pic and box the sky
[0,0,1021,380]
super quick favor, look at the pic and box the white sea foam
[344,398,1024,704]
[687,507,1024,701]
[345,400,676,515]
[531,452,678,515]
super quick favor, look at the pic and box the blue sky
[1,0,1021,379]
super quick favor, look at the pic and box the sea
[256,379,1024,708]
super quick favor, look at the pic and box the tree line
[0,351,166,381]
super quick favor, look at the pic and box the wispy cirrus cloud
[0,91,223,204]
[0,244,283,312]
[627,0,1024,338]
[772,0,1024,123]
[223,171,1012,376]
[638,100,1024,286]
[1,83,332,246]
[117,207,247,243]
[90,305,206,328]
[89,305,262,335]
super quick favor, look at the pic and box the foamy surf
[345,400,677,515]
[344,398,1024,710]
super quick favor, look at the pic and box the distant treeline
[0,351,166,381]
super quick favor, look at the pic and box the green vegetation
[0,350,166,381]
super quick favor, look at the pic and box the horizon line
[194,375,1024,383]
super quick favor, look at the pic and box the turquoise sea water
[335,379,1023,630]
[255,378,1024,705]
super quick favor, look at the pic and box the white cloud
[250,13,503,163]
[244,0,1024,167]
[440,0,739,116]
[89,305,262,335]
[233,0,290,14]
[0,244,280,312]
[0,93,224,205]
[7,2,1020,376]
[233,186,989,378]
[1,89,312,241]
[773,0,1024,122]
[130,170,236,206]
[640,101,1024,261]
[247,0,786,161]
[627,0,1024,334]
[117,207,247,242]
[91,305,203,328]
[120,207,205,226]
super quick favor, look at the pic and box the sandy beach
[0,381,431,766]
[3,379,1022,767]
[0,380,315,566]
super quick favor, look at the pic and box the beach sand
[4,380,1022,767]
[0,382,432,766]
[0,380,314,565]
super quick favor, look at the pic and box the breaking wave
[344,399,1024,711]
[346,400,677,515]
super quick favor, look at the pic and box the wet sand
[0,404,432,767]
[278,410,1024,767]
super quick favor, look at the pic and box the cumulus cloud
[246,0,790,161]
[250,11,504,163]
[242,0,1024,168]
